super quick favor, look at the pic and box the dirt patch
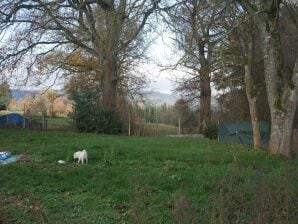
[0,195,43,223]
[18,152,31,164]
[0,199,15,224]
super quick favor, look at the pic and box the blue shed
[0,113,28,127]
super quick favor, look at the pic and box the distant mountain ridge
[11,89,37,100]
[11,89,179,105]
[142,91,178,105]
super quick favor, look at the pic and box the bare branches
[0,0,161,99]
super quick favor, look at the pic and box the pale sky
[142,33,183,94]
[6,29,182,95]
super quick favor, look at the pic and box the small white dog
[73,149,88,164]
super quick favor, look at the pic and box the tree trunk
[199,73,211,129]
[101,6,124,113]
[260,19,298,159]
[102,57,118,112]
[244,42,261,149]
[198,41,212,130]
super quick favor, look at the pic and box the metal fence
[0,114,75,131]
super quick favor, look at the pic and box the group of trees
[134,99,198,129]
[7,90,73,117]
[0,0,297,158]
[0,79,71,116]
[8,90,72,117]
[163,0,297,158]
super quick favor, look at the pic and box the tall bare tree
[237,13,263,149]
[164,0,225,130]
[0,0,161,118]
[237,0,298,158]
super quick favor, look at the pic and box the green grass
[0,129,297,223]
[46,117,73,129]
[142,123,178,136]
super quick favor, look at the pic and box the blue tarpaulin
[218,121,270,146]
[0,151,21,165]
[0,155,21,165]
[0,113,28,127]
[0,151,11,160]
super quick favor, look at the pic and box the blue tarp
[218,121,270,146]
[0,151,11,160]
[0,155,21,165]
[0,113,28,127]
[0,151,21,165]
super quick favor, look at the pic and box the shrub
[69,84,121,134]
[203,121,218,139]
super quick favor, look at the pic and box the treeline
[6,90,72,117]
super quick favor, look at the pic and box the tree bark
[259,19,298,159]
[102,57,118,112]
[101,4,124,113]
[198,41,212,130]
[237,0,298,158]
[199,72,211,129]
[244,42,261,149]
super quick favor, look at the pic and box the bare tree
[222,7,263,149]
[164,0,225,130]
[237,0,298,158]
[0,0,161,117]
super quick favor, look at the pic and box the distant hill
[11,89,179,105]
[11,89,37,100]
[142,91,179,105]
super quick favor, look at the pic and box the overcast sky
[141,32,184,95]
[6,29,182,95]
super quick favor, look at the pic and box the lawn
[46,117,74,130]
[0,129,297,224]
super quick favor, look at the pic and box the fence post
[217,120,219,141]
[128,112,131,136]
[42,115,45,129]
[23,117,26,129]
[178,117,181,135]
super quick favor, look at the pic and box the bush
[0,103,6,110]
[203,121,218,139]
[69,84,121,134]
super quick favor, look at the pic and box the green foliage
[0,129,297,223]
[0,81,11,110]
[274,97,283,111]
[203,121,218,139]
[133,100,198,130]
[0,103,6,110]
[69,84,121,134]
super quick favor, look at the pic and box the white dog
[73,149,88,164]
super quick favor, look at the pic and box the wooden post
[217,120,219,141]
[178,117,181,135]
[42,115,45,129]
[128,112,131,137]
[23,117,26,128]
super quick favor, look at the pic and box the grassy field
[141,123,178,136]
[0,129,297,224]
[46,117,73,129]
